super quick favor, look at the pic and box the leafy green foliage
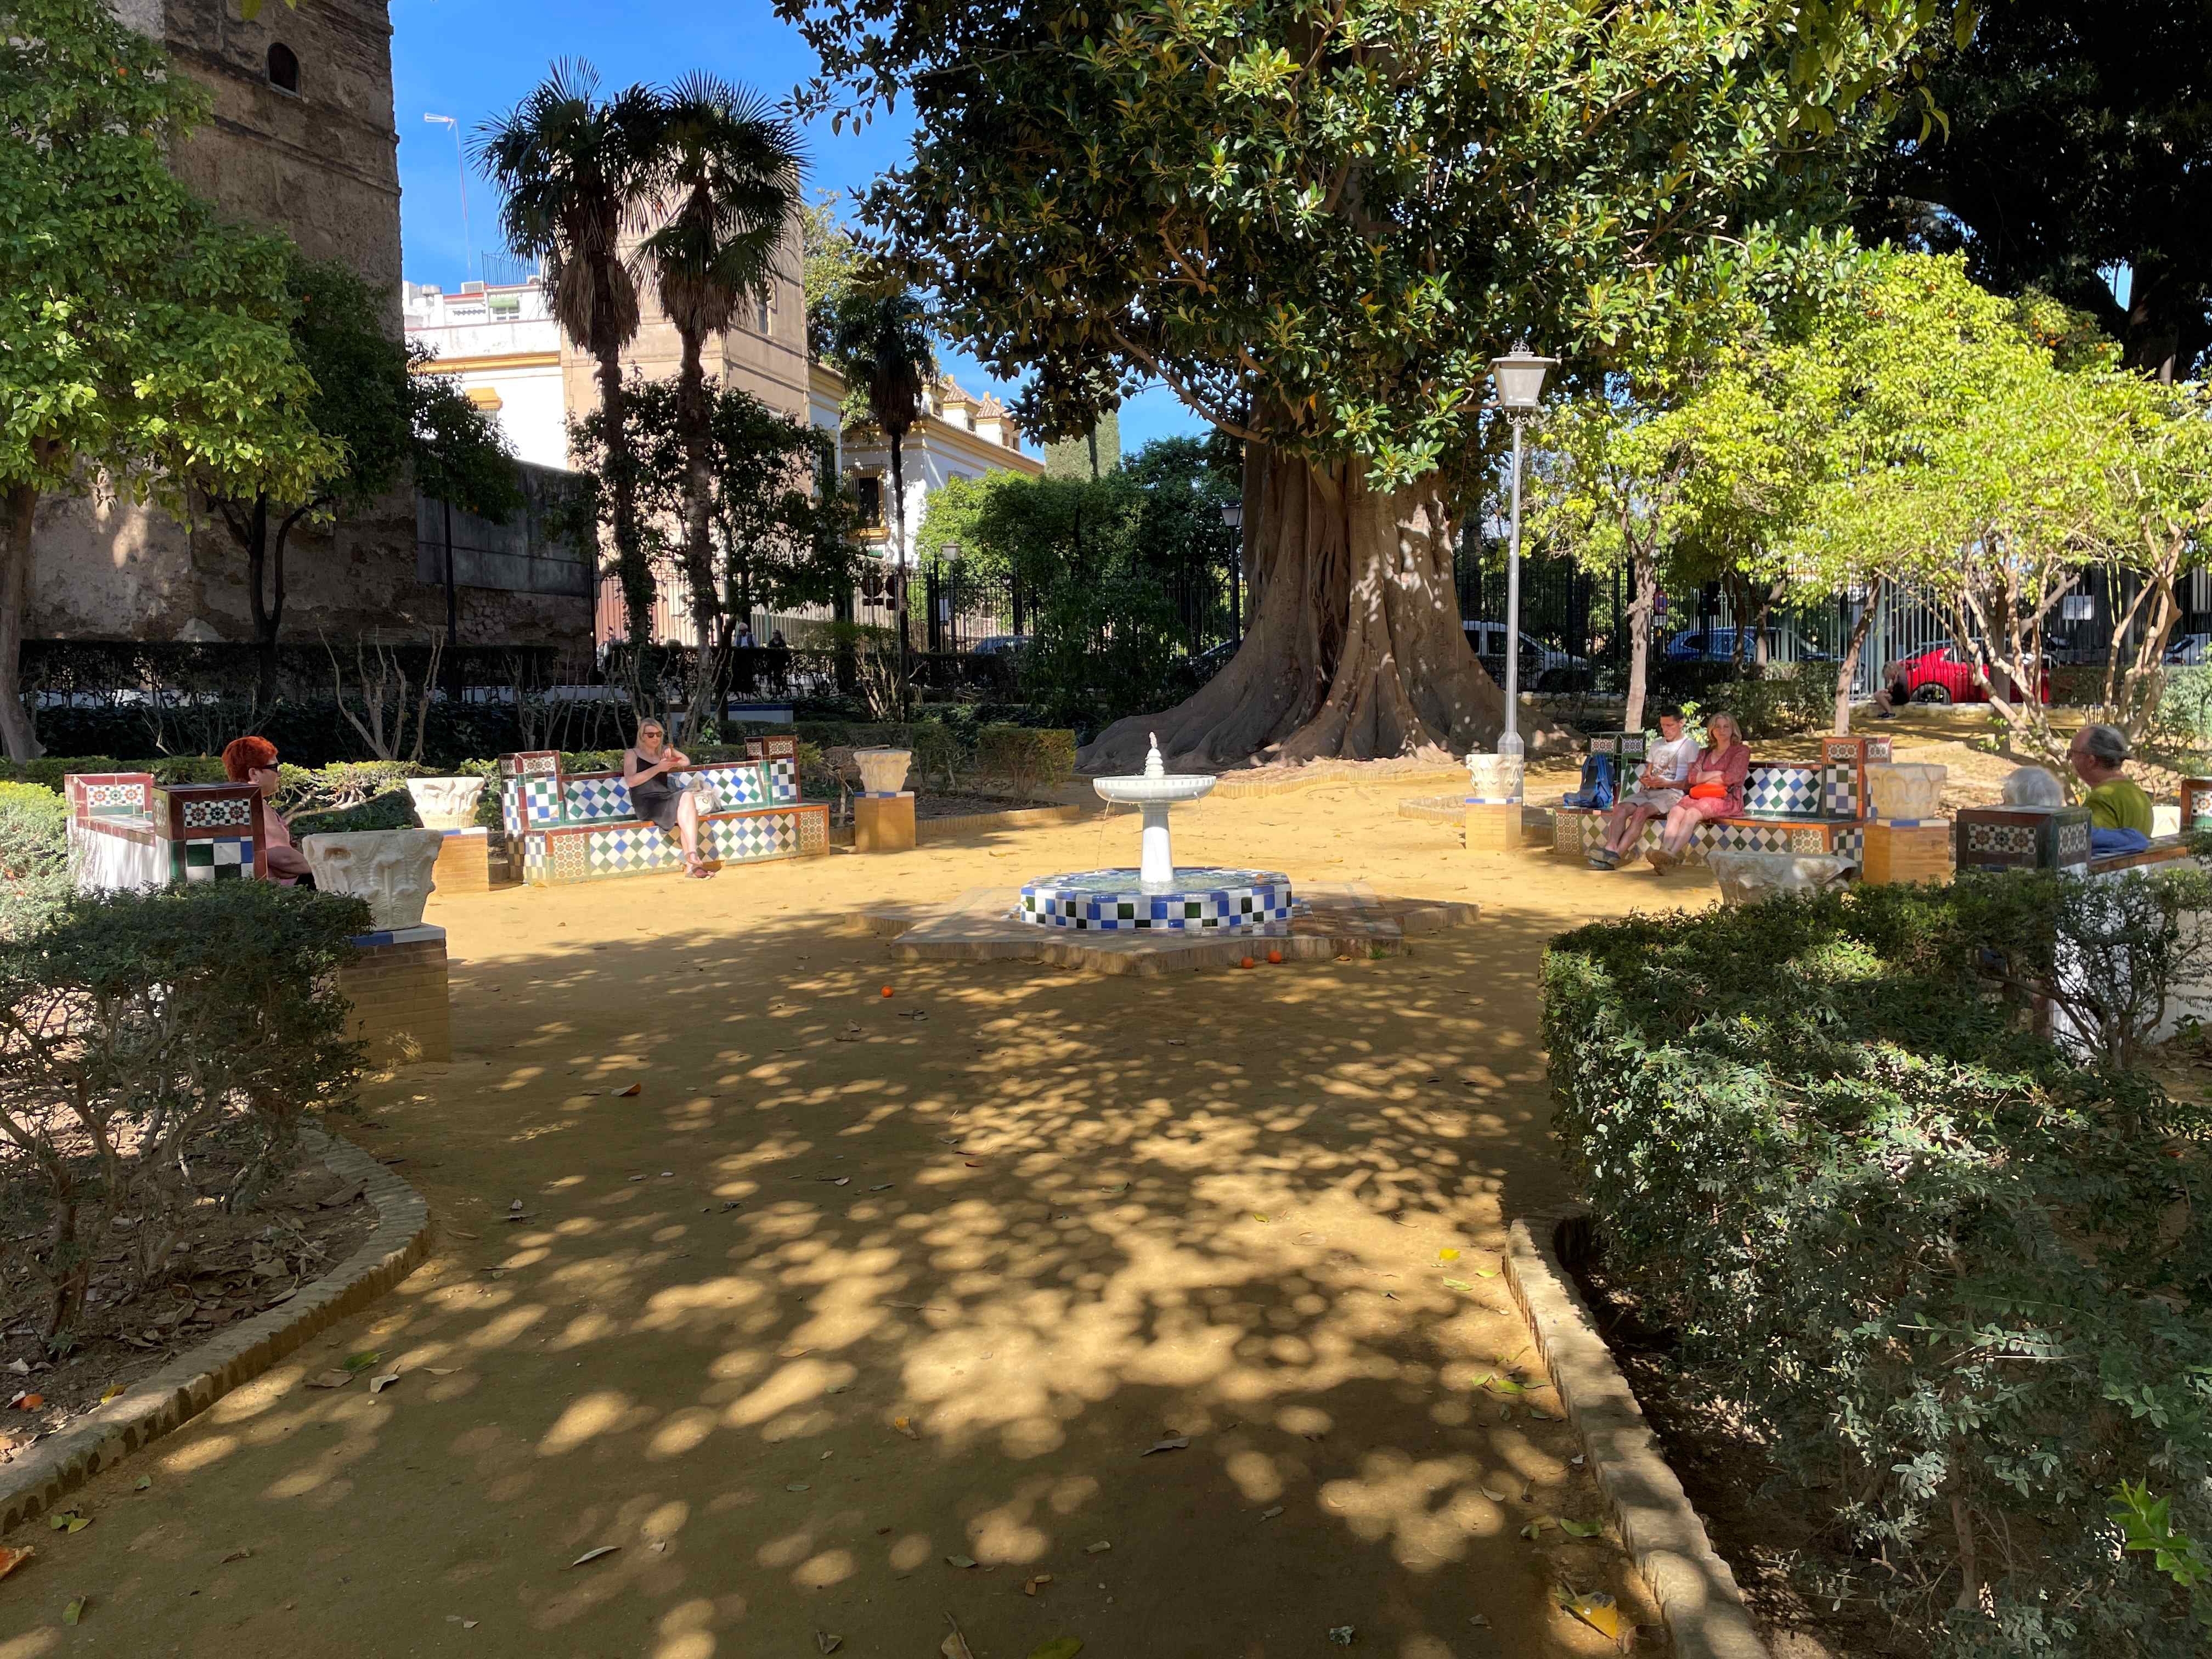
[0,0,331,757]
[0,782,67,941]
[0,882,368,1337]
[287,789,422,839]
[972,726,1077,794]
[1545,883,2212,1653]
[785,0,1959,489]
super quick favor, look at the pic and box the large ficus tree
[784,0,1962,767]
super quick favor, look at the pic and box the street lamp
[1488,342,1556,792]
[423,114,473,286]
[1220,501,1245,641]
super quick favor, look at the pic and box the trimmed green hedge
[289,790,421,838]
[1544,881,2212,1654]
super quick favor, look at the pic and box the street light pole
[424,114,472,285]
[1487,343,1558,799]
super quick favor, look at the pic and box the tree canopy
[1854,0,2212,380]
[0,0,326,757]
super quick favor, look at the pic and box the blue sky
[391,0,1202,454]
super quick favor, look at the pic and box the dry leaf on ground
[941,1616,977,1659]
[63,1596,84,1624]
[1084,1541,1111,1553]
[1558,1517,1604,1538]
[1259,1505,1284,1520]
[98,1382,125,1403]
[892,1417,919,1440]
[568,1545,619,1568]
[0,1544,31,1580]
[47,1513,87,1533]
[816,1634,843,1655]
[1023,1573,1052,1595]
[1140,1436,1189,1457]
[1559,1590,1622,1639]
[617,1083,642,1097]
[944,1554,977,1568]
[306,1371,352,1390]
[1027,1640,1083,1659]
[369,1372,400,1395]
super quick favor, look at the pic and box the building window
[756,291,772,335]
[267,43,300,94]
[854,476,882,528]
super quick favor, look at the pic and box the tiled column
[337,924,452,1066]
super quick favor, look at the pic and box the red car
[1891,646,2051,706]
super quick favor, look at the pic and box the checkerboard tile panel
[690,765,766,812]
[175,837,254,882]
[522,834,551,883]
[1741,766,1822,817]
[519,775,562,827]
[1821,766,1860,818]
[1018,877,1295,932]
[768,758,798,804]
[563,776,632,822]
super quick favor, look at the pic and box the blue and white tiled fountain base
[1018,867,1294,931]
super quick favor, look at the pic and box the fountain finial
[1143,733,1165,778]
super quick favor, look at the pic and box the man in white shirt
[1590,707,1699,870]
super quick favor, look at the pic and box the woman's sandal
[685,861,715,880]
[1587,848,1620,870]
[1646,845,1680,873]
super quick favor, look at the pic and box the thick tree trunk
[888,431,911,717]
[1621,550,1658,733]
[675,329,718,651]
[599,349,651,648]
[1833,578,1883,735]
[1082,445,1540,771]
[0,484,42,761]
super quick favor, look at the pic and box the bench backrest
[499,737,800,835]
[67,775,269,890]
[1578,731,1882,820]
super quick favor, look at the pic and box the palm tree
[476,60,662,651]
[826,288,936,713]
[637,74,804,653]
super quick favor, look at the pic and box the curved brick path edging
[1505,1206,1772,1659]
[0,1130,430,1535]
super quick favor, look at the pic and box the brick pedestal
[337,925,452,1067]
[1859,822,1952,885]
[854,792,917,853]
[432,828,492,894]
[1464,801,1525,855]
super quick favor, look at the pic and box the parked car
[1463,621,1591,690]
[2165,631,2211,666]
[1663,625,1833,664]
[970,634,1032,656]
[1891,645,2051,705]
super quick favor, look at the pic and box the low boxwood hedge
[1544,879,2212,1655]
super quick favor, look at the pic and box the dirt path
[4,769,1742,1658]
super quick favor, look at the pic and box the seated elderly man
[2068,723,2154,857]
[1588,706,1698,871]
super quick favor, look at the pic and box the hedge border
[1504,1204,1771,1659]
[0,1129,430,1536]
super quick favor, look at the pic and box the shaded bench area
[498,735,830,885]
[1551,734,1882,866]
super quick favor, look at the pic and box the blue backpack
[1562,752,1616,811]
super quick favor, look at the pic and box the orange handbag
[1687,780,1728,799]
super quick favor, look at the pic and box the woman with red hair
[222,736,313,884]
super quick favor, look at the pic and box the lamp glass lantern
[1484,342,1558,785]
[1219,502,1244,532]
[1490,344,1557,412]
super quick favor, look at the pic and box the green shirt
[2084,777,2154,834]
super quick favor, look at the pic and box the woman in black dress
[622,720,713,878]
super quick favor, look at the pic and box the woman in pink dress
[1648,713,1750,873]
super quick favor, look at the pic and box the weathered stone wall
[31,1,590,658]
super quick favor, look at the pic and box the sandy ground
[1,728,1983,1659]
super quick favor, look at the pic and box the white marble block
[853,748,913,795]
[1865,762,1946,822]
[301,828,445,929]
[1708,851,1855,907]
[405,776,487,830]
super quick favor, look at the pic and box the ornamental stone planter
[1866,761,1946,822]
[853,747,913,795]
[1708,850,1854,907]
[301,828,444,930]
[405,776,487,830]
[1466,752,1525,804]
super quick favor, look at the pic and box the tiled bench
[1552,734,1882,866]
[499,736,830,885]
[65,774,272,891]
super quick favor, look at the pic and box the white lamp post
[1488,343,1556,793]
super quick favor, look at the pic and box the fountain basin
[1093,773,1215,805]
[1019,867,1294,931]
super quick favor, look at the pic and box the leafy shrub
[289,789,422,839]
[973,725,1077,793]
[1544,883,2212,1655]
[275,759,430,814]
[0,756,122,791]
[0,783,70,941]
[0,883,369,1338]
[2153,666,2212,767]
[137,755,229,785]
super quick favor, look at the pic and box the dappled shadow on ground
[3,827,1698,1659]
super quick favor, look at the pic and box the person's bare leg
[678,792,708,874]
[1604,797,1633,851]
